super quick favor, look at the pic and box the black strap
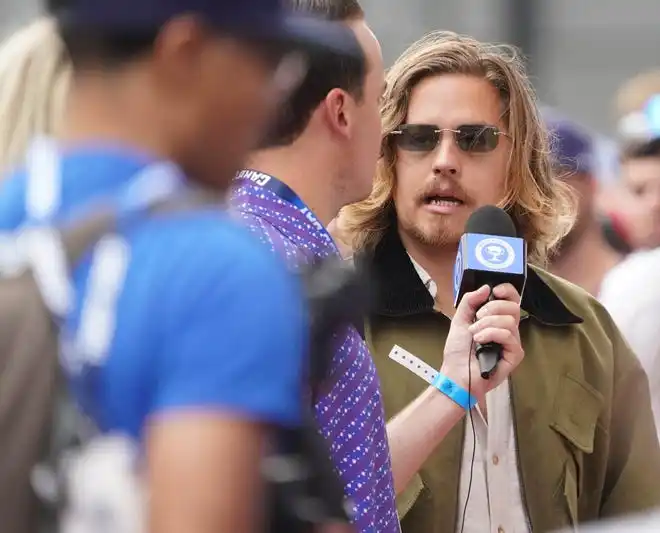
[303,258,372,401]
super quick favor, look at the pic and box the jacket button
[492,454,500,466]
[498,527,505,533]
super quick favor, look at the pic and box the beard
[400,214,461,248]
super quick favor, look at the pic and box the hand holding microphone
[442,282,524,401]
[441,205,526,402]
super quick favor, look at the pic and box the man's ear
[321,88,354,139]
[151,16,211,96]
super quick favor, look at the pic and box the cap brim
[261,15,365,61]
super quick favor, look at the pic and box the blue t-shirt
[0,146,306,438]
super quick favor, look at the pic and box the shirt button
[492,454,500,466]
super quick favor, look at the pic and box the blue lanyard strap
[235,169,338,251]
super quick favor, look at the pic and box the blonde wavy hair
[0,17,71,173]
[338,31,576,266]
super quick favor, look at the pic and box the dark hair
[259,0,366,148]
[46,0,158,69]
[622,137,660,160]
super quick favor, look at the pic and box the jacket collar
[355,224,583,326]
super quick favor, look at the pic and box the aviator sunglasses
[389,123,511,153]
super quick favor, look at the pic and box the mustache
[415,181,469,204]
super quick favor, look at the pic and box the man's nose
[431,133,460,176]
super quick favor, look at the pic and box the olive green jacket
[357,228,660,533]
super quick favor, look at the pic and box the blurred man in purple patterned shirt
[230,1,399,532]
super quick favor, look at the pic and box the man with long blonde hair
[337,31,660,532]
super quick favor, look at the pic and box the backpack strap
[25,137,61,224]
[62,168,223,426]
[27,157,223,531]
[21,150,222,321]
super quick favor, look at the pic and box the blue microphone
[453,205,527,379]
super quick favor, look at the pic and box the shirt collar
[231,179,338,255]
[355,223,583,326]
[408,253,438,299]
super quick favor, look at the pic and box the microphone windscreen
[465,205,517,238]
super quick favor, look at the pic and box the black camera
[265,257,372,532]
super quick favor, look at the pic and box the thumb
[454,284,491,325]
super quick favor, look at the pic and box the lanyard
[235,169,338,251]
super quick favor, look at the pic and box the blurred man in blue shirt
[0,0,362,531]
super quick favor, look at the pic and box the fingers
[475,299,520,322]
[454,284,491,324]
[470,326,521,356]
[468,314,518,336]
[454,283,520,325]
[491,283,521,304]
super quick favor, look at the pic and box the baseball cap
[50,0,364,61]
[618,94,660,145]
[545,117,594,175]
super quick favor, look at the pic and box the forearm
[386,386,465,495]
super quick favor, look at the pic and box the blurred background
[359,0,660,185]
[1,0,659,243]
[4,0,659,142]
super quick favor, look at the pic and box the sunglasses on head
[389,124,510,153]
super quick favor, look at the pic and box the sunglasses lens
[456,126,499,152]
[395,125,439,152]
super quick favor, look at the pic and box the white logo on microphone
[475,237,515,270]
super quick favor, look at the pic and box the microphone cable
[459,335,477,533]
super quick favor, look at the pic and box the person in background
[0,0,360,531]
[604,70,660,251]
[232,1,400,531]
[600,242,660,443]
[617,135,660,251]
[546,117,623,296]
[338,30,660,532]
[0,16,71,172]
[600,92,660,443]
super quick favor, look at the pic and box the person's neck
[247,142,340,227]
[551,221,623,296]
[398,227,459,316]
[59,75,172,160]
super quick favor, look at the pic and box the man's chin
[414,226,461,248]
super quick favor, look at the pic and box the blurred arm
[147,415,267,533]
[387,388,464,495]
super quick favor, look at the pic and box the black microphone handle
[475,341,502,379]
[474,285,502,379]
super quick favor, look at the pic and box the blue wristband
[431,373,478,410]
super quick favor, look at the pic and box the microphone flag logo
[474,237,516,270]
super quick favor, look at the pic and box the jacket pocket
[396,472,425,519]
[550,373,603,456]
[550,373,603,520]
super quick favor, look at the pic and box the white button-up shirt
[409,256,531,533]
